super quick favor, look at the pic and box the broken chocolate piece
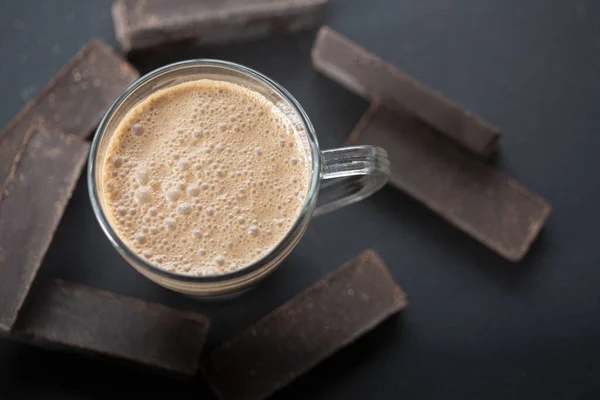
[0,126,90,332]
[13,279,210,377]
[349,105,551,261]
[203,250,406,400]
[312,26,501,158]
[0,39,138,187]
[112,0,328,52]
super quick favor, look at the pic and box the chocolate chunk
[13,279,210,377]
[203,250,406,400]
[312,26,501,158]
[0,125,90,332]
[349,105,551,261]
[0,39,138,187]
[112,0,328,52]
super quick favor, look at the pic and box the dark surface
[0,0,599,398]
[350,105,550,261]
[13,279,209,377]
[0,126,89,331]
[313,27,500,158]
[204,250,406,400]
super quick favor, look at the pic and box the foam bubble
[132,123,144,136]
[178,159,189,170]
[136,166,150,185]
[165,218,176,230]
[134,187,152,204]
[205,266,216,275]
[166,188,181,202]
[136,233,147,244]
[187,184,200,197]
[177,202,192,215]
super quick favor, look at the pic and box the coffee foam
[102,80,310,276]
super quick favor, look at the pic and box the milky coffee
[101,80,310,276]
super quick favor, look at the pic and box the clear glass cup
[88,60,389,297]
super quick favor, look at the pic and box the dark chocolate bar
[0,125,90,332]
[349,105,551,261]
[13,279,210,377]
[0,39,138,187]
[113,0,328,52]
[312,26,501,158]
[203,250,406,400]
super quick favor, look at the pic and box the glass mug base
[89,60,389,298]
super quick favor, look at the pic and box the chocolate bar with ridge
[203,250,406,400]
[349,105,551,261]
[12,279,210,377]
[112,0,328,52]
[312,26,501,158]
[0,125,90,332]
[0,39,138,188]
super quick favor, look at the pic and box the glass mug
[89,60,389,297]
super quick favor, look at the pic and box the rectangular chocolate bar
[0,39,138,187]
[203,250,406,400]
[13,279,210,377]
[113,0,328,52]
[0,125,90,332]
[312,26,501,158]
[349,105,551,261]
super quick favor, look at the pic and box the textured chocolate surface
[0,126,90,332]
[349,105,550,261]
[13,279,210,377]
[312,27,501,158]
[203,250,406,400]
[113,0,328,52]
[0,39,138,188]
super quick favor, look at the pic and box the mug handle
[314,146,390,216]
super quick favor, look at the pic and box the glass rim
[88,59,322,284]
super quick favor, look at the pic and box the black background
[1,0,600,398]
